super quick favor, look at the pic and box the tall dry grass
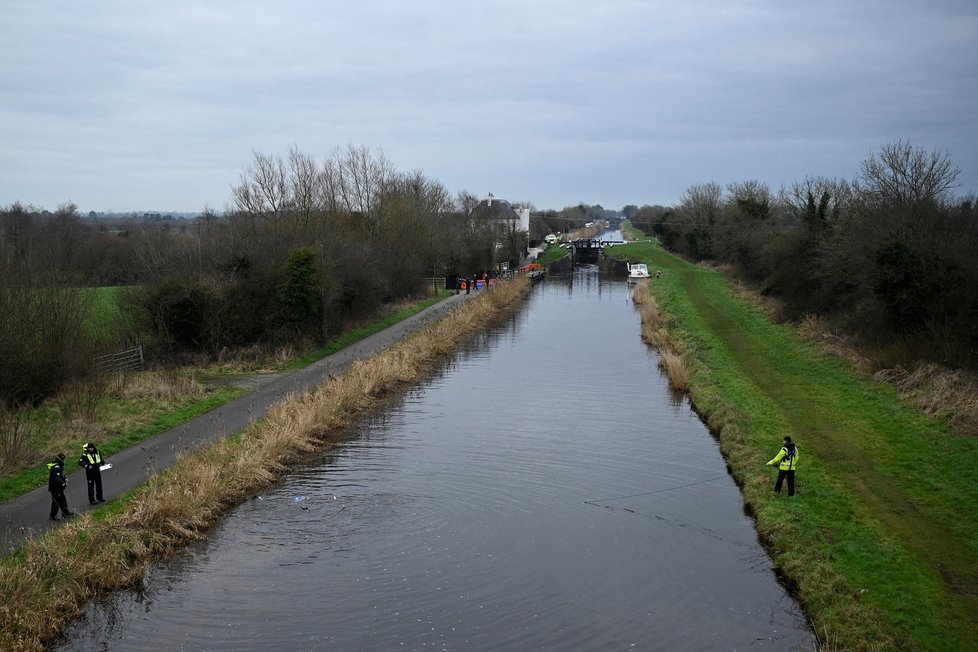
[0,277,532,651]
[631,280,688,391]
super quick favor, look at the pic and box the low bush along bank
[0,276,532,651]
[608,241,978,651]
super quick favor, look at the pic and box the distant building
[470,193,529,232]
[470,193,532,267]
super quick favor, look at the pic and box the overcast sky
[2,0,976,213]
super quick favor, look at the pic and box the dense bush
[0,272,95,406]
[1,145,527,390]
[633,142,978,368]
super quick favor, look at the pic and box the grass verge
[0,277,532,651]
[620,220,646,241]
[0,387,241,503]
[535,245,569,267]
[607,241,978,651]
[287,290,451,370]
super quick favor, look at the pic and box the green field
[608,241,978,650]
[82,286,125,340]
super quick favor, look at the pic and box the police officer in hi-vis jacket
[78,442,106,505]
[48,453,73,520]
[766,436,798,496]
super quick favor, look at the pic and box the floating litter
[294,496,305,503]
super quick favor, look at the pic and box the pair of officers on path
[47,442,108,520]
[766,436,798,496]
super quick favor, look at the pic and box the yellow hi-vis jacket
[767,446,798,471]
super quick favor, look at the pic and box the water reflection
[58,268,812,651]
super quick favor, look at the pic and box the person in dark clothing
[766,436,799,496]
[78,442,106,504]
[48,453,73,520]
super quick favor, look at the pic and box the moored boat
[627,262,650,283]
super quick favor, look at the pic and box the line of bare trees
[0,145,523,406]
[631,141,978,368]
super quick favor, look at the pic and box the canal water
[58,265,813,651]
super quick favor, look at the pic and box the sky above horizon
[2,0,976,213]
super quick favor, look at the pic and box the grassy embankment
[0,277,531,651]
[534,244,569,267]
[608,241,978,651]
[0,290,451,503]
[620,220,646,242]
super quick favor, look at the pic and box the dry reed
[0,276,532,651]
[631,279,689,391]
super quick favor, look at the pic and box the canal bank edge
[0,277,534,651]
[608,241,978,651]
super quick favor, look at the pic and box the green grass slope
[610,241,978,651]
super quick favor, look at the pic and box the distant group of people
[455,272,491,295]
[47,442,108,520]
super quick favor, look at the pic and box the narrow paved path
[0,291,475,556]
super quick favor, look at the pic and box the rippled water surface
[59,266,813,651]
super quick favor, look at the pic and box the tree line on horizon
[0,145,539,407]
[629,141,978,369]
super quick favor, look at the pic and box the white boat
[627,262,650,283]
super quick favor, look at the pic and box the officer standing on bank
[78,442,106,505]
[48,453,73,520]
[766,436,799,496]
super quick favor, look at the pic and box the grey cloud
[1,0,976,211]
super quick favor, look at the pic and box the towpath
[0,291,475,556]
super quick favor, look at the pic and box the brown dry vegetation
[0,277,532,651]
[631,279,689,391]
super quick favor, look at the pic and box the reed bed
[631,279,688,391]
[0,277,532,651]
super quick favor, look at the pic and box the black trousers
[775,470,795,496]
[86,469,104,503]
[50,491,70,517]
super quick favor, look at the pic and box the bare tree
[780,176,854,232]
[859,140,960,208]
[287,146,324,229]
[325,144,396,229]
[231,151,289,232]
[676,182,723,259]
